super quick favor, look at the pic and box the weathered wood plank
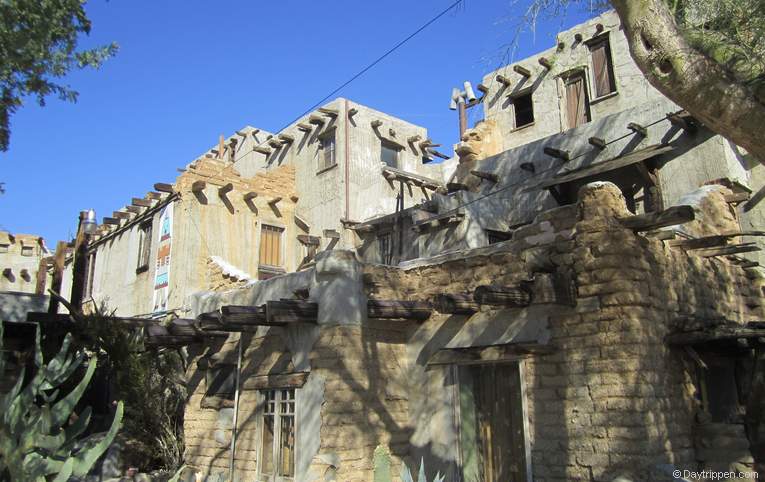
[154,183,174,193]
[666,324,765,345]
[619,205,695,231]
[433,293,479,315]
[132,198,153,207]
[265,300,318,325]
[694,244,760,258]
[241,372,309,390]
[427,343,556,366]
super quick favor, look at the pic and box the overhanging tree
[0,0,117,151]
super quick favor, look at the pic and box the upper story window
[21,245,34,257]
[259,225,284,279]
[0,244,8,254]
[258,388,296,481]
[136,221,152,273]
[564,71,591,129]
[378,231,393,265]
[589,36,617,98]
[317,129,336,172]
[381,141,400,168]
[511,91,534,129]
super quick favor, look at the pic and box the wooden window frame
[0,244,8,254]
[256,388,297,482]
[317,128,337,173]
[587,34,618,100]
[380,140,401,169]
[84,253,96,299]
[136,221,152,274]
[561,69,592,130]
[20,245,34,257]
[378,231,393,265]
[510,90,535,130]
[259,224,285,279]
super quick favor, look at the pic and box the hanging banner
[152,203,173,313]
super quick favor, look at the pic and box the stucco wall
[0,232,47,294]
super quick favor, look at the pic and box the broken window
[258,388,296,481]
[589,36,617,98]
[378,231,393,265]
[317,129,336,171]
[136,222,152,273]
[259,225,285,279]
[564,71,591,129]
[512,91,534,128]
[381,141,400,168]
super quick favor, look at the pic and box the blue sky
[0,0,597,245]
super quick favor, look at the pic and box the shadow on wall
[0,292,49,322]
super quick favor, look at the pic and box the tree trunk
[610,0,765,164]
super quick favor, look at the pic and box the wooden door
[472,363,528,482]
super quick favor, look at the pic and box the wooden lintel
[619,205,695,232]
[474,284,532,307]
[538,57,553,69]
[428,343,556,366]
[132,198,153,207]
[588,137,607,149]
[266,300,318,325]
[513,65,532,77]
[297,123,313,132]
[543,147,570,162]
[192,180,206,192]
[627,122,647,136]
[154,183,174,193]
[433,293,479,315]
[241,372,309,391]
[367,300,432,321]
[318,107,338,117]
[495,74,512,87]
[308,114,325,125]
[218,183,234,197]
[470,170,499,183]
[103,217,120,225]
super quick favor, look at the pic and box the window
[259,225,284,279]
[258,388,296,481]
[381,141,400,168]
[0,244,9,253]
[589,37,616,98]
[21,245,34,257]
[378,232,393,265]
[564,71,591,129]
[512,92,534,128]
[136,222,152,273]
[486,230,512,244]
[317,130,336,171]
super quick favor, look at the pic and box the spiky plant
[0,323,123,481]
[373,445,445,482]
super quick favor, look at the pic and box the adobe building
[0,231,50,321]
[40,8,765,482]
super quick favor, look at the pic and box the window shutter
[591,42,612,97]
[259,225,283,267]
[565,77,587,128]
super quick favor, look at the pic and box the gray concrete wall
[0,291,49,321]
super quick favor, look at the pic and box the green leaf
[70,401,123,477]
[50,357,96,427]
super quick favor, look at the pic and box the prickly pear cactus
[0,324,124,481]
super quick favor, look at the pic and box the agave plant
[374,445,445,482]
[0,323,124,481]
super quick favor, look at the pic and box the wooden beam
[513,65,532,77]
[278,133,295,143]
[220,305,269,325]
[619,205,695,232]
[427,149,451,160]
[132,198,152,207]
[588,137,607,149]
[103,217,120,225]
[433,293,479,315]
[243,191,258,202]
[667,111,698,133]
[538,57,553,69]
[476,83,489,94]
[297,234,320,245]
[268,138,283,148]
[254,146,272,155]
[543,147,570,162]
[474,284,532,307]
[265,300,318,325]
[218,183,234,197]
[154,183,174,193]
[694,243,760,258]
[495,74,512,87]
[347,107,359,117]
[669,235,735,250]
[297,123,312,132]
[323,229,340,239]
[113,211,132,220]
[371,120,383,129]
[428,343,556,366]
[125,206,142,215]
[725,192,750,204]
[241,372,309,391]
[318,107,338,117]
[192,180,206,192]
[470,170,499,183]
[447,182,470,192]
[367,300,432,321]
[308,114,325,125]
[268,197,282,206]
[146,191,163,200]
[667,323,765,345]
[627,122,647,136]
[407,135,422,144]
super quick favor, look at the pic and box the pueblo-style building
[9,8,765,482]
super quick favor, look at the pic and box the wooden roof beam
[132,198,153,208]
[278,133,295,143]
[513,65,532,77]
[543,147,570,162]
[112,211,132,220]
[154,183,174,193]
[103,217,120,226]
[218,183,234,198]
[308,114,325,125]
[474,284,532,307]
[367,299,432,321]
[495,74,512,87]
[191,180,206,193]
[538,57,553,70]
[254,146,272,155]
[297,123,312,132]
[619,205,695,232]
[266,300,318,325]
[146,191,163,200]
[627,122,647,136]
[318,107,338,117]
[125,205,143,215]
[433,293,479,315]
[470,170,499,183]
[588,137,607,149]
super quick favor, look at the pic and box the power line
[272,0,465,135]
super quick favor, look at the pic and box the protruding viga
[455,119,501,164]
